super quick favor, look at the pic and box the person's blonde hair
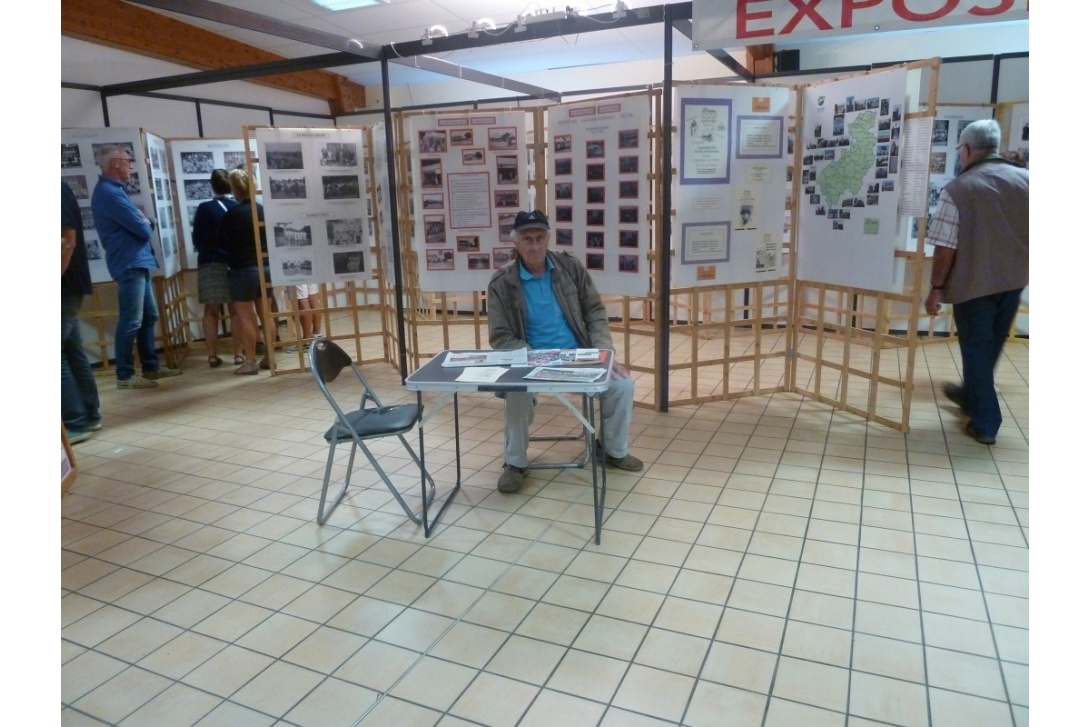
[228,168,251,200]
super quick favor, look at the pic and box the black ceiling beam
[671,18,752,82]
[100,51,368,96]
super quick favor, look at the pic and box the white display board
[169,137,253,270]
[546,96,652,298]
[407,110,530,293]
[798,68,908,292]
[372,122,396,285]
[255,127,372,286]
[672,85,791,287]
[61,127,172,283]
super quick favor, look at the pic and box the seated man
[487,210,643,493]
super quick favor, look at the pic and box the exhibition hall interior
[60,2,1032,726]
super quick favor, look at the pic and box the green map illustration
[817,110,877,204]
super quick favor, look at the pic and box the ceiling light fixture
[613,1,629,19]
[421,24,448,45]
[468,18,496,39]
[310,0,387,11]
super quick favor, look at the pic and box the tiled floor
[61,333,1028,727]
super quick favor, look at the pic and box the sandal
[234,361,259,375]
[234,354,245,365]
[208,355,223,368]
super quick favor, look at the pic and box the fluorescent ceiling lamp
[311,0,387,11]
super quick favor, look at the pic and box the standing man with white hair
[91,144,182,389]
[925,119,1028,445]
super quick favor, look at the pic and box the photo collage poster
[145,133,182,278]
[169,137,253,270]
[798,67,909,293]
[407,110,529,293]
[672,85,790,287]
[61,127,166,284]
[909,105,993,249]
[546,96,651,298]
[255,127,372,286]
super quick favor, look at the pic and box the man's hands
[925,289,944,316]
[612,362,630,379]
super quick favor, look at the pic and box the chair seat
[325,404,421,442]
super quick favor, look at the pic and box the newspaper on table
[522,367,607,383]
[525,349,606,367]
[442,349,528,367]
[455,367,507,383]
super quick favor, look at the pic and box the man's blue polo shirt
[520,256,577,349]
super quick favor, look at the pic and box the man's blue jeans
[952,288,1023,438]
[62,294,100,430]
[114,268,160,381]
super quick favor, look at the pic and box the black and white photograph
[462,148,485,165]
[586,232,604,248]
[425,248,454,271]
[418,130,448,154]
[151,147,162,171]
[187,204,200,226]
[587,186,605,204]
[556,229,573,246]
[265,142,304,170]
[554,158,572,176]
[450,129,473,146]
[619,206,640,224]
[80,207,95,230]
[498,212,517,241]
[268,176,306,200]
[875,166,889,180]
[488,127,518,150]
[180,151,215,175]
[281,255,314,276]
[424,215,446,244]
[223,151,247,170]
[457,235,480,252]
[832,219,844,231]
[333,250,365,274]
[586,140,605,158]
[422,192,444,210]
[618,129,640,149]
[326,217,364,246]
[929,152,946,175]
[555,206,573,223]
[932,120,949,145]
[587,209,605,226]
[158,207,171,230]
[553,134,572,153]
[63,175,90,200]
[956,119,973,140]
[320,142,358,167]
[420,159,443,188]
[85,239,104,261]
[62,143,82,168]
[322,175,360,200]
[155,177,164,201]
[586,253,604,271]
[273,222,313,248]
[494,189,519,208]
[467,253,490,270]
[619,230,639,248]
[496,155,518,184]
[618,254,639,273]
[161,233,174,259]
[618,180,639,199]
[555,182,572,200]
[619,156,639,175]
[121,173,142,196]
[587,163,605,181]
[867,193,880,205]
[493,247,516,268]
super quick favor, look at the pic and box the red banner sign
[693,0,1028,47]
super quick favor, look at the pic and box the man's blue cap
[513,209,550,232]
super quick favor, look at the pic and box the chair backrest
[309,338,352,385]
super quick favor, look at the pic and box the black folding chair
[308,338,436,525]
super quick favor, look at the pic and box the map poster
[798,67,908,292]
[680,98,731,184]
